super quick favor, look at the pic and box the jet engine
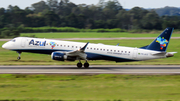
[51,52,76,61]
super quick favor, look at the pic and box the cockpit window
[11,39,16,42]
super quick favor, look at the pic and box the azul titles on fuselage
[2,28,177,68]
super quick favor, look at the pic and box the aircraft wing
[55,42,89,60]
[151,52,167,56]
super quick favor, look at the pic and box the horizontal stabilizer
[151,52,167,56]
[166,52,177,57]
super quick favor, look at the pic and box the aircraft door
[21,38,26,47]
[133,48,138,59]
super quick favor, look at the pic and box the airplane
[2,27,177,68]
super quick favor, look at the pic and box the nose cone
[2,43,8,49]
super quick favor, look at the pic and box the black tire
[77,63,82,68]
[84,63,89,68]
[17,57,21,60]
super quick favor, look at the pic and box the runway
[0,65,180,74]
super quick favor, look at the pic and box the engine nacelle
[51,52,65,61]
[51,52,76,61]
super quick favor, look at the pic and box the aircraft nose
[2,43,8,49]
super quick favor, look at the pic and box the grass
[0,74,180,100]
[0,38,180,65]
[20,32,180,38]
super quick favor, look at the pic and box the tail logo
[49,42,56,49]
[156,37,168,50]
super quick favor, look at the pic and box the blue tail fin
[146,27,174,52]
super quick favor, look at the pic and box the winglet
[80,42,89,51]
[116,43,119,46]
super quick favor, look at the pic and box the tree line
[0,0,180,35]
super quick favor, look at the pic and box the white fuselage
[2,37,166,62]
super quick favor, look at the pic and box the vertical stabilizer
[146,28,174,52]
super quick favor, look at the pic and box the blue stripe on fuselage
[12,49,66,54]
[12,49,136,62]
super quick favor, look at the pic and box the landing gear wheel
[17,51,22,60]
[17,56,21,60]
[84,62,89,68]
[77,62,82,68]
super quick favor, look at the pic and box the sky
[0,0,180,9]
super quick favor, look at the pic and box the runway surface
[0,65,180,74]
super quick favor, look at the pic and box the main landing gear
[77,60,89,68]
[17,51,22,60]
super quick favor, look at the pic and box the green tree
[26,15,45,27]
[0,30,20,38]
[0,8,5,28]
[94,20,106,28]
[58,2,77,17]
[141,10,162,29]
[77,14,86,28]
[129,7,149,29]
[65,13,78,27]
[0,30,11,38]
[31,1,50,13]
[10,6,27,27]
[116,9,131,29]
[103,1,122,19]
[44,11,60,26]
[47,0,59,11]
[106,19,119,29]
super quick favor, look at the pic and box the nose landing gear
[17,51,22,60]
[17,56,21,60]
